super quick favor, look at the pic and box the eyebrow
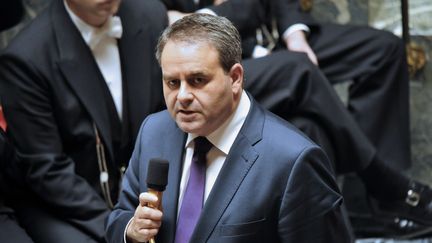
[162,71,210,81]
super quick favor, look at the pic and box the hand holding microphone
[126,159,169,243]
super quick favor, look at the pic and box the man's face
[66,0,121,26]
[161,40,243,136]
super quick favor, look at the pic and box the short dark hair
[156,13,242,73]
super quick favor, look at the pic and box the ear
[229,63,243,95]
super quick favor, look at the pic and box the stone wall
[369,0,432,185]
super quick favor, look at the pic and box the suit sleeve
[278,146,353,242]
[105,118,149,243]
[0,54,110,240]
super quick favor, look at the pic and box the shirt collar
[186,90,251,155]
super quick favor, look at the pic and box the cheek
[202,87,231,113]
[216,82,233,102]
[163,90,175,107]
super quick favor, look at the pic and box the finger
[138,205,163,220]
[128,223,159,243]
[134,217,162,229]
[134,204,163,223]
[137,228,159,240]
[139,192,158,206]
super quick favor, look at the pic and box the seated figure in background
[0,0,168,242]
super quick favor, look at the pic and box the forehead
[161,41,221,74]
[162,40,217,60]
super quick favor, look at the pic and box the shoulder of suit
[135,110,180,145]
[262,109,318,148]
[2,7,52,58]
[141,110,175,131]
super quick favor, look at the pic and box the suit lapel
[159,125,187,243]
[117,6,161,140]
[191,97,264,242]
[51,1,115,161]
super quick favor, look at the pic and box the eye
[193,77,204,84]
[166,79,180,89]
[189,77,207,86]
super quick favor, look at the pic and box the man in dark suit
[159,0,432,233]
[0,0,167,242]
[106,13,352,243]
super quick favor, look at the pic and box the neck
[80,15,108,28]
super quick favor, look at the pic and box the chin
[98,1,120,13]
[177,122,203,135]
[178,125,197,134]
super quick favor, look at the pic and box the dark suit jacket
[0,0,167,240]
[106,95,352,242]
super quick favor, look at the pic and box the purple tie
[174,136,212,243]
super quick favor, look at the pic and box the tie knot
[194,136,212,156]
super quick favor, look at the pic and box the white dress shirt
[177,90,251,214]
[64,1,124,119]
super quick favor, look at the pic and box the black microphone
[145,158,169,243]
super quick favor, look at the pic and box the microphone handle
[145,188,163,243]
[146,188,163,209]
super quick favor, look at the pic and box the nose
[177,81,193,105]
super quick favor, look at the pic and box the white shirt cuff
[282,23,310,41]
[196,8,217,16]
[252,45,271,58]
[124,217,134,243]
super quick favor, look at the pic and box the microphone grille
[146,158,169,191]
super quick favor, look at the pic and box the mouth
[179,110,194,115]
[177,110,198,121]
